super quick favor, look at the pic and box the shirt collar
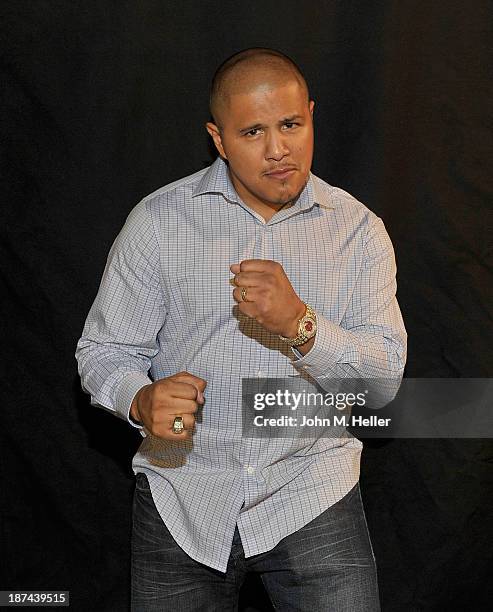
[192,156,331,216]
[192,157,239,203]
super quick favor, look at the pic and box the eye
[245,128,262,137]
[282,122,298,130]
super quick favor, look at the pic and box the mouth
[264,166,297,180]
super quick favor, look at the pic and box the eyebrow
[239,123,263,134]
[238,115,304,134]
[280,114,303,123]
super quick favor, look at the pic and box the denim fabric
[131,473,380,611]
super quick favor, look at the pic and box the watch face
[301,316,316,337]
[304,320,314,332]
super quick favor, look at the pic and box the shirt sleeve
[75,200,166,430]
[291,215,407,404]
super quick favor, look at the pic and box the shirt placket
[238,216,269,493]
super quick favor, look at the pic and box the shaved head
[210,48,309,127]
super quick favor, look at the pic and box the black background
[1,2,492,610]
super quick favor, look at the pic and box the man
[76,48,406,611]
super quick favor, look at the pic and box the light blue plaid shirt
[76,157,406,572]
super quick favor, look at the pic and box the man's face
[207,80,314,212]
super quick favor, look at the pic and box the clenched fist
[130,372,207,440]
[230,259,305,338]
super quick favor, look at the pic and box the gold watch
[278,303,317,347]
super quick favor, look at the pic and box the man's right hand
[130,372,207,440]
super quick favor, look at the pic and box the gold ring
[172,416,185,434]
[241,287,248,302]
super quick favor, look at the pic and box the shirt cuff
[115,372,153,431]
[291,313,358,378]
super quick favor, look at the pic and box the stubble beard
[272,174,308,207]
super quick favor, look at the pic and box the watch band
[278,303,317,347]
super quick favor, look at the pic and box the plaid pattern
[76,158,406,572]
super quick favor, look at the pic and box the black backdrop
[1,2,492,610]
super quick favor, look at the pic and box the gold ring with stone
[241,287,248,302]
[172,416,185,434]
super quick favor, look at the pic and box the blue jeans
[131,473,380,611]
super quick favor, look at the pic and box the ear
[309,100,315,117]
[206,122,227,159]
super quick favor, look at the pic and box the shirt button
[245,465,255,475]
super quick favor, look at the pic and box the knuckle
[180,387,193,401]
[154,380,170,398]
[258,302,267,315]
[149,382,160,396]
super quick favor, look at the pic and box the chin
[275,186,302,205]
[266,194,292,206]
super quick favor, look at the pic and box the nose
[264,130,289,162]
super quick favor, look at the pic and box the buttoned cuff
[115,372,153,433]
[291,313,358,378]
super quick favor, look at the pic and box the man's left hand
[230,260,306,338]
